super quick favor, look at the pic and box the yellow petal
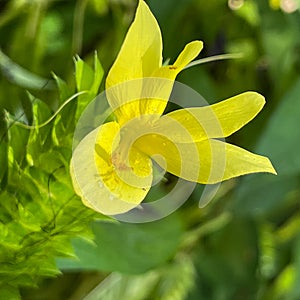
[107,41,203,125]
[95,121,152,196]
[173,40,204,69]
[140,41,203,117]
[71,122,152,215]
[155,92,266,142]
[105,0,163,124]
[106,0,203,124]
[106,0,162,88]
[152,41,203,80]
[136,41,203,119]
[105,78,171,126]
[134,133,200,182]
[134,134,276,184]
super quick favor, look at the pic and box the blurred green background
[0,0,300,299]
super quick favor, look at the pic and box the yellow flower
[71,0,276,215]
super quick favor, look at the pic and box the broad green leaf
[233,78,300,217]
[256,78,300,175]
[233,174,298,217]
[57,213,183,274]
[0,49,53,90]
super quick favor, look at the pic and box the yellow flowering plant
[71,0,276,216]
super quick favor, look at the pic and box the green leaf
[57,213,183,274]
[0,285,20,300]
[8,123,30,166]
[233,78,300,217]
[91,51,104,95]
[233,174,298,217]
[0,49,53,90]
[256,77,300,175]
[74,55,94,92]
[26,96,53,159]
[52,73,72,104]
[0,111,8,191]
[74,52,104,120]
[51,74,77,146]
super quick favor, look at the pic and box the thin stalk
[184,53,244,69]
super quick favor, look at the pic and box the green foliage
[0,49,104,296]
[82,254,195,300]
[233,78,300,217]
[1,0,300,299]
[74,51,104,120]
[57,213,183,274]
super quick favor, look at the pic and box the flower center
[111,150,131,171]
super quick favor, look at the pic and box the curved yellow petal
[152,41,203,80]
[174,40,204,69]
[135,41,203,119]
[105,0,163,124]
[156,92,266,142]
[106,0,162,89]
[134,133,201,183]
[95,121,152,199]
[140,41,203,117]
[134,134,276,184]
[107,41,203,125]
[71,122,152,215]
[105,0,203,124]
